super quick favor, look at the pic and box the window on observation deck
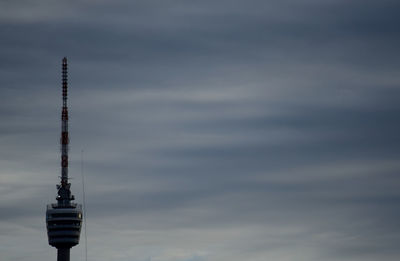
[50,213,80,218]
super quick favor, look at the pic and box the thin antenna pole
[81,149,88,261]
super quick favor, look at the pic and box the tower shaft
[57,248,70,261]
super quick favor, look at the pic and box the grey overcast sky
[1,1,400,261]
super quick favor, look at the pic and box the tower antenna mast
[59,57,72,204]
[46,57,83,261]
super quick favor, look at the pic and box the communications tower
[46,57,82,261]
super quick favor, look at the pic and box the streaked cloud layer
[1,1,400,261]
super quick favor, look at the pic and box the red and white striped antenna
[57,57,74,204]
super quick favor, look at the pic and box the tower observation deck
[46,57,82,261]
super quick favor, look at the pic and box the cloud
[1,1,400,261]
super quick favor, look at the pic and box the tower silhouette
[46,57,82,261]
